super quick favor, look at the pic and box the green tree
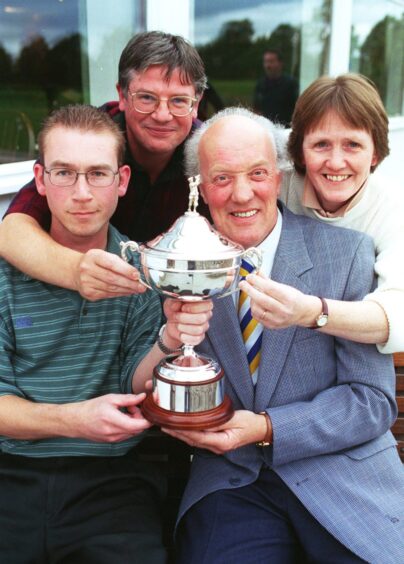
[218,18,254,44]
[359,16,395,101]
[16,36,49,88]
[198,19,256,79]
[0,43,13,83]
[48,33,83,90]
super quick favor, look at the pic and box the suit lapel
[254,208,314,412]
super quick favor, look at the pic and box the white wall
[146,0,193,40]
[0,160,35,219]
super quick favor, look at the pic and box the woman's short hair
[288,73,389,174]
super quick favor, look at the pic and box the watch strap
[310,297,329,329]
[256,411,272,447]
[156,324,182,355]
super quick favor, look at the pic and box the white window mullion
[328,0,352,76]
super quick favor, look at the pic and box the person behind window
[253,48,298,127]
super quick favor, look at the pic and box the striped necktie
[238,259,262,384]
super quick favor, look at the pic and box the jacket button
[229,477,241,486]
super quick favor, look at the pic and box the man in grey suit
[164,108,404,563]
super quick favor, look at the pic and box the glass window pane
[0,0,145,164]
[350,1,404,116]
[194,0,331,124]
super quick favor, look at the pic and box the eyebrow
[134,89,194,97]
[209,160,272,173]
[46,161,116,170]
[307,130,368,139]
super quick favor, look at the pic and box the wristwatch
[312,297,329,328]
[156,324,182,355]
[256,412,272,447]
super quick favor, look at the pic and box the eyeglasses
[44,167,119,188]
[129,91,197,116]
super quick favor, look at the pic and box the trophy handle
[217,247,263,299]
[120,241,152,290]
[242,246,263,272]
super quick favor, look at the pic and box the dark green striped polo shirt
[0,225,162,457]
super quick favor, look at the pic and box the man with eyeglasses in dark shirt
[0,31,209,301]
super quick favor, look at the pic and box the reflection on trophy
[120,175,262,429]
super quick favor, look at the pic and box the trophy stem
[182,344,196,357]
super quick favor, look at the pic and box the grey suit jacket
[178,205,404,563]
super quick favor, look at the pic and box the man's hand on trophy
[163,299,213,348]
[163,410,271,454]
[76,248,147,301]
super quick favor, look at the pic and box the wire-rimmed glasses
[44,167,119,188]
[129,91,197,117]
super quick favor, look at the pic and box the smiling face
[302,110,378,212]
[118,65,198,163]
[199,116,281,249]
[34,126,130,252]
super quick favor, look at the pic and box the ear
[117,84,126,113]
[371,151,378,167]
[191,96,200,119]
[117,164,131,197]
[34,163,47,196]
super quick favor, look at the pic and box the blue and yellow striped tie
[238,259,262,383]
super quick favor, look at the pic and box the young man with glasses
[0,104,212,563]
[0,31,208,301]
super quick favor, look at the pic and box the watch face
[317,314,328,327]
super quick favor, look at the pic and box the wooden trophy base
[142,393,234,430]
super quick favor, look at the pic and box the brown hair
[118,31,207,97]
[288,73,389,174]
[38,104,125,164]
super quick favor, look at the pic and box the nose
[72,174,93,200]
[151,99,173,121]
[231,175,254,203]
[326,147,346,169]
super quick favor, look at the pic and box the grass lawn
[210,79,255,108]
[0,86,83,162]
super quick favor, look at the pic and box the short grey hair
[184,107,289,178]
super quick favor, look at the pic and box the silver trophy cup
[120,176,262,429]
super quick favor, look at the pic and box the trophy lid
[143,210,244,260]
[140,175,244,260]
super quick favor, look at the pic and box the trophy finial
[188,174,201,212]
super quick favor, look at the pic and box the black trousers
[177,468,366,564]
[0,449,167,564]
